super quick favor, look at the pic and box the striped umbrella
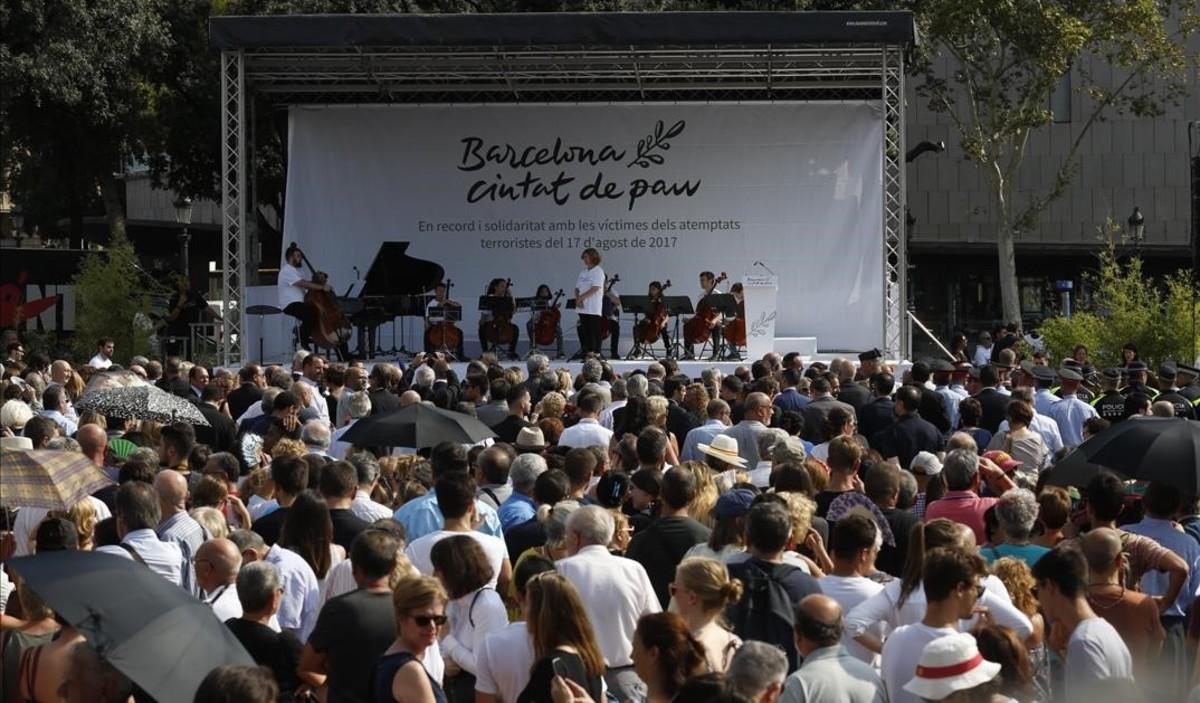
[0,449,115,511]
[76,384,209,426]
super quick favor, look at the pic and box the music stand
[664,296,695,359]
[424,305,461,359]
[246,304,281,363]
[619,295,658,360]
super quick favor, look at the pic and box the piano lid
[358,241,445,297]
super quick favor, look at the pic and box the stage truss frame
[216,15,912,365]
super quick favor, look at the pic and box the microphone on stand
[753,261,776,275]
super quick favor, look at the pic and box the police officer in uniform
[1053,359,1094,402]
[1090,368,1128,423]
[1156,361,1197,420]
[1175,363,1200,403]
[1122,361,1159,400]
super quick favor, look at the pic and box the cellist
[684,270,725,358]
[278,243,336,353]
[425,281,464,359]
[645,280,673,351]
[526,284,564,358]
[479,278,519,358]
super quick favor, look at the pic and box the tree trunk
[99,172,126,244]
[996,223,1021,326]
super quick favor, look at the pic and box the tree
[71,235,155,364]
[1039,224,1200,369]
[1,0,172,242]
[913,0,1199,326]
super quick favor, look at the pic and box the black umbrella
[7,550,254,702]
[1046,417,1200,491]
[340,402,496,449]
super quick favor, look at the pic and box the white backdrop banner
[283,102,883,350]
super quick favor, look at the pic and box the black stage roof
[209,11,918,50]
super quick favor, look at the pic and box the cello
[481,278,518,348]
[683,272,727,345]
[635,280,672,344]
[600,274,621,341]
[293,242,353,350]
[724,283,747,347]
[533,289,564,346]
[424,280,463,352]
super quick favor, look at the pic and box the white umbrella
[76,385,209,426]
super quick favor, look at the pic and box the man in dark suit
[868,385,943,469]
[227,364,264,421]
[194,382,238,453]
[904,361,951,435]
[856,372,897,441]
[664,375,701,447]
[973,364,1011,435]
[835,357,871,413]
[799,375,856,444]
[367,363,401,416]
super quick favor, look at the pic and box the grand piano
[345,241,444,358]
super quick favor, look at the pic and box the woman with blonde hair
[683,383,710,419]
[49,499,97,550]
[517,571,605,702]
[190,506,229,539]
[679,461,719,530]
[536,391,566,422]
[646,396,680,465]
[990,557,1048,699]
[376,576,449,703]
[672,558,743,672]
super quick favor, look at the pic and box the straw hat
[1,435,33,450]
[903,633,1001,701]
[697,435,747,468]
[513,426,548,452]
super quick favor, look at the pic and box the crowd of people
[1,327,1199,703]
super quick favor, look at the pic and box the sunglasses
[410,614,447,628]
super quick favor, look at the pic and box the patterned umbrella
[84,369,149,393]
[76,384,209,426]
[0,449,116,511]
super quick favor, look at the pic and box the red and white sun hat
[903,633,1001,701]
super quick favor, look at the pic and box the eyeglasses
[410,614,447,628]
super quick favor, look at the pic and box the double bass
[481,279,518,347]
[683,272,727,345]
[600,274,621,341]
[635,280,672,344]
[533,289,564,346]
[424,280,463,352]
[293,242,353,349]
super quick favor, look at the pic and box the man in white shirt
[345,453,394,522]
[721,392,773,466]
[1047,368,1098,448]
[296,353,330,426]
[972,332,993,368]
[556,506,661,701]
[278,243,343,357]
[97,483,187,588]
[574,248,605,355]
[880,547,988,703]
[474,555,556,703]
[818,513,887,665]
[87,337,114,370]
[1033,543,1134,701]
[229,529,322,643]
[39,385,77,437]
[680,399,731,462]
[558,392,614,449]
[194,538,243,622]
[405,474,512,593]
[598,378,627,431]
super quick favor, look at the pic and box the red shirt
[924,490,999,545]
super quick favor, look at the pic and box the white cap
[909,451,943,476]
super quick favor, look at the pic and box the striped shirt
[98,529,187,589]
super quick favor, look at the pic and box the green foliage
[1039,234,1200,369]
[71,237,154,365]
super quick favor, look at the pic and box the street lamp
[10,205,23,242]
[1127,206,1145,245]
[174,196,194,277]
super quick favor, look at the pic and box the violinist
[526,284,564,358]
[479,277,519,358]
[425,281,464,359]
[278,243,335,352]
[604,275,622,359]
[684,270,724,358]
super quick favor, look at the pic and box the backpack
[725,560,800,671]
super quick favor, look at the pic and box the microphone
[753,261,776,275]
[352,266,360,280]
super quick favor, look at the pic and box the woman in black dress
[375,576,449,703]
[516,572,605,703]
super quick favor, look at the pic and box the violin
[533,289,564,346]
[635,280,672,344]
[424,280,462,351]
[293,242,352,349]
[600,274,621,341]
[683,272,727,345]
